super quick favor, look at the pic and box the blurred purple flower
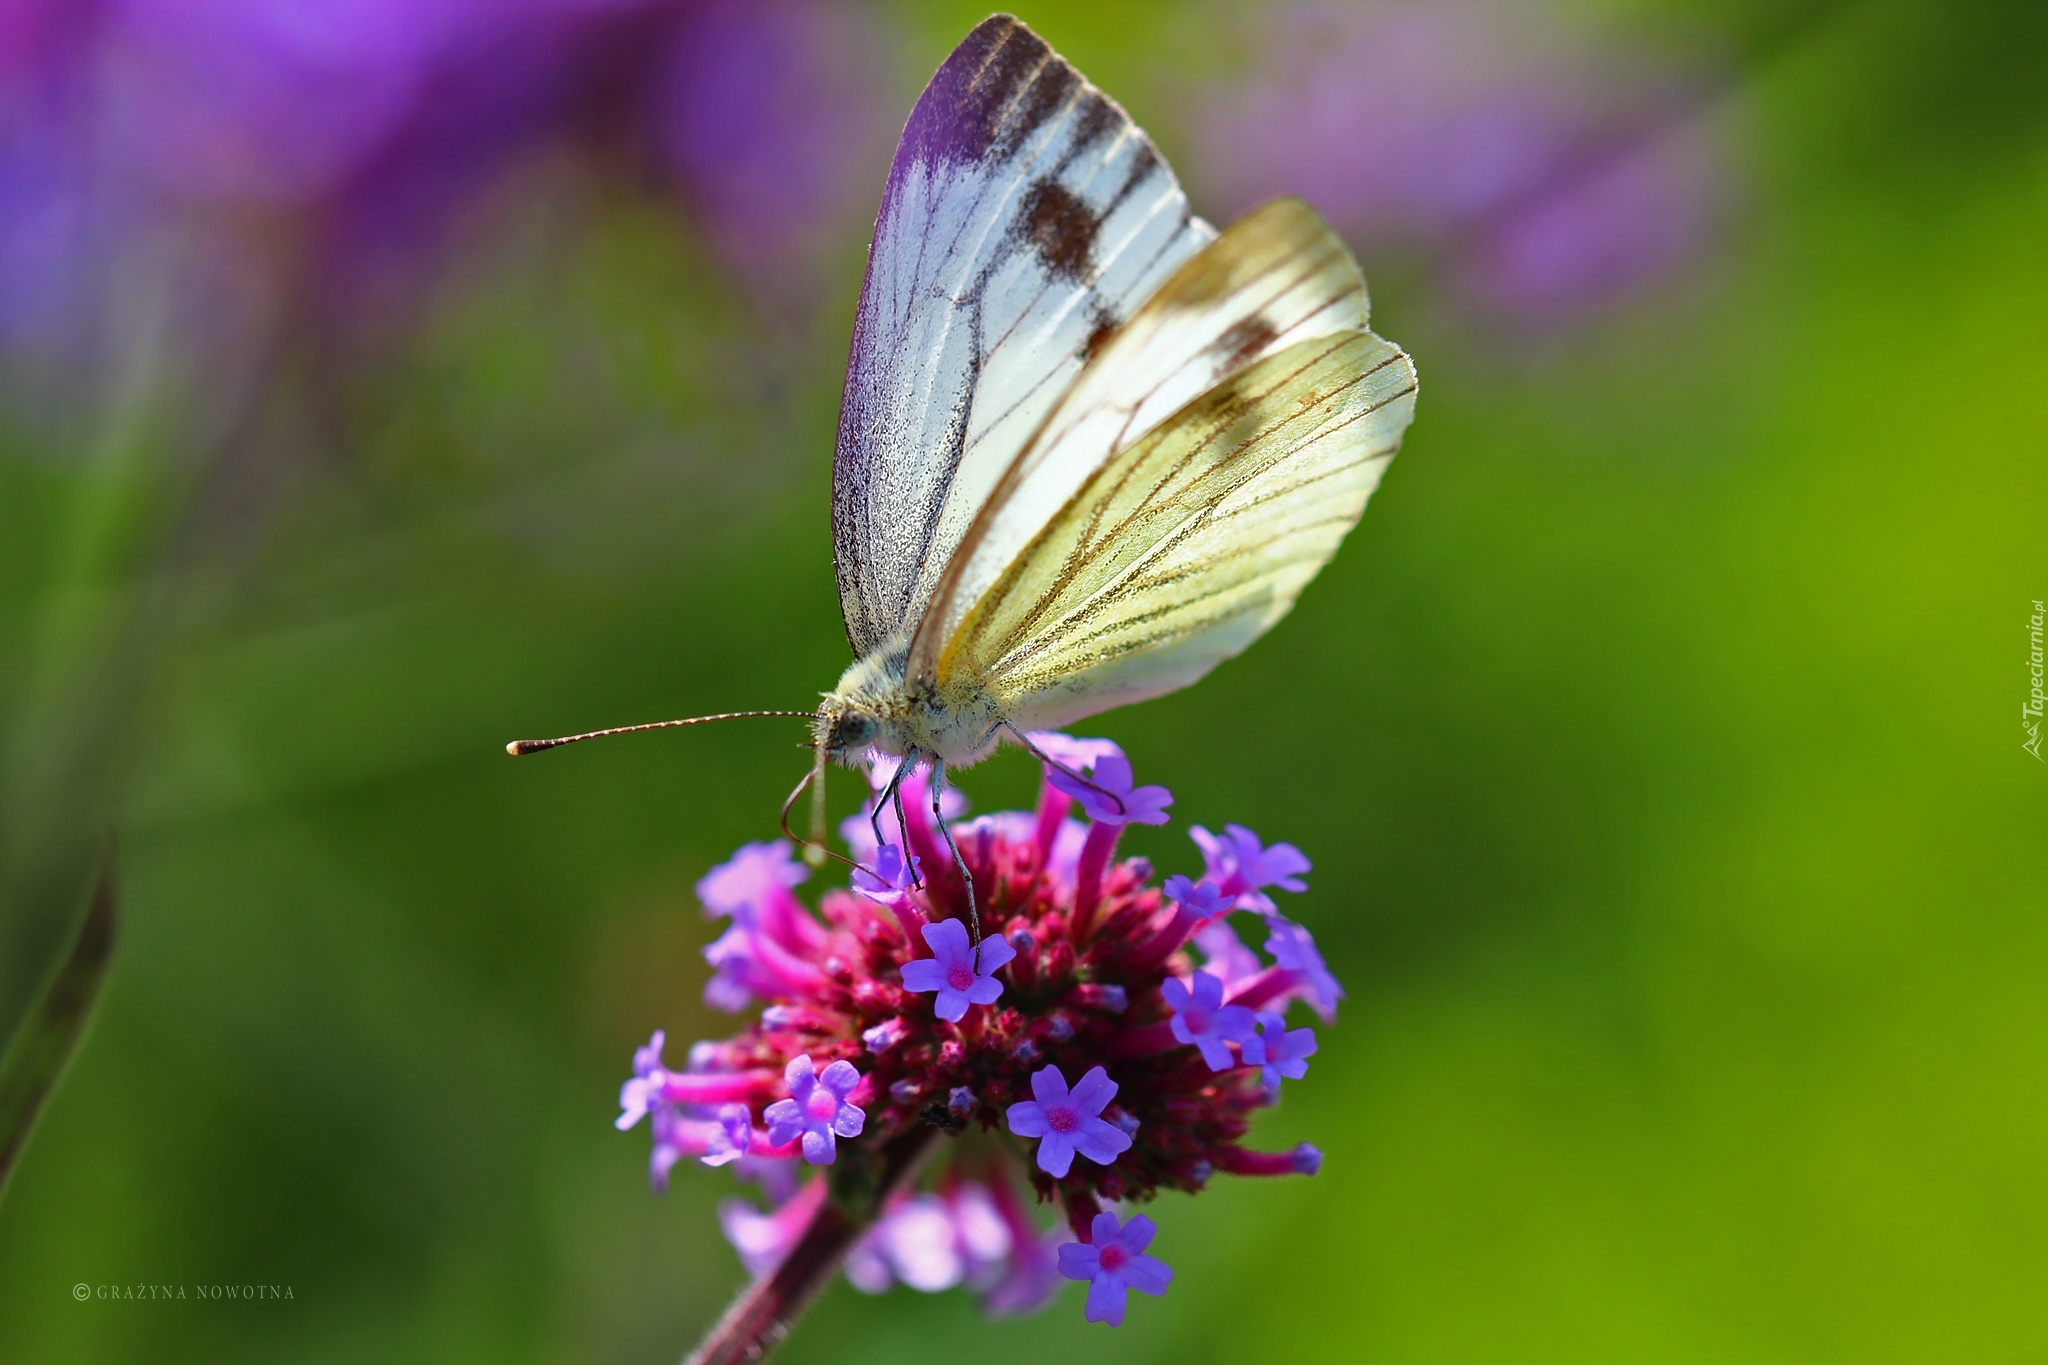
[660,0,894,281]
[1192,0,1728,320]
[94,0,462,205]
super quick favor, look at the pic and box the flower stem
[684,1128,939,1365]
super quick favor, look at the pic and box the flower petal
[1124,1253,1173,1296]
[900,959,947,993]
[763,1098,802,1146]
[1067,1065,1117,1117]
[1072,1116,1134,1166]
[819,1059,861,1099]
[1084,1273,1128,1325]
[1056,1241,1101,1281]
[920,916,970,966]
[1034,1131,1077,1178]
[974,933,1017,974]
[831,1102,866,1138]
[1005,1101,1049,1138]
[1029,1065,1070,1107]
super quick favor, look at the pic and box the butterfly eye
[829,710,877,751]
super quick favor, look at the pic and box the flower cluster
[616,735,1342,1326]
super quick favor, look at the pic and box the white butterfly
[513,15,1417,930]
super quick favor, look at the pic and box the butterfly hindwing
[933,328,1417,732]
[908,198,1385,684]
[831,14,1214,657]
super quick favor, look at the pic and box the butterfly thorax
[820,640,1001,768]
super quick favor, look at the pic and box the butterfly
[511,15,1418,934]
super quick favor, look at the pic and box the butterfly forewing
[907,198,1377,682]
[832,14,1214,656]
[931,329,1417,733]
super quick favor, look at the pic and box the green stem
[0,840,117,1204]
[683,1128,939,1365]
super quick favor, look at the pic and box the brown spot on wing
[1021,180,1099,281]
[1083,309,1119,360]
[1212,316,1280,371]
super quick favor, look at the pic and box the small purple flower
[1265,917,1345,1022]
[847,1193,966,1293]
[900,918,1015,1023]
[701,1103,754,1168]
[1026,731,1125,775]
[1191,823,1311,913]
[1161,972,1257,1071]
[852,842,920,902]
[1005,1065,1132,1177]
[647,1105,687,1192]
[862,1017,906,1054]
[1163,873,1234,926]
[1242,1011,1318,1092]
[698,839,808,922]
[1056,1211,1173,1326]
[1050,754,1173,827]
[763,1055,866,1165]
[616,1029,673,1130]
[720,1178,827,1278]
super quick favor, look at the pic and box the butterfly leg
[999,720,1127,818]
[892,758,923,888]
[869,753,920,886]
[929,759,979,943]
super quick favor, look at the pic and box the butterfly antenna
[505,711,815,756]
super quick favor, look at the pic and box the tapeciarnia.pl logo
[2026,599,2044,761]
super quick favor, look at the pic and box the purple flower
[1265,917,1345,1023]
[1161,972,1257,1071]
[1191,0,1726,322]
[1190,823,1311,913]
[852,841,921,902]
[698,839,808,923]
[719,1178,827,1278]
[1242,1011,1318,1092]
[1056,1211,1173,1326]
[1026,731,1125,775]
[1162,873,1234,926]
[700,1102,754,1168]
[1051,754,1172,827]
[900,918,1015,1023]
[659,0,893,283]
[763,1055,865,1165]
[1005,1065,1132,1178]
[616,1029,673,1130]
[862,1017,905,1054]
[846,1193,966,1293]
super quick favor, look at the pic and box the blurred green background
[2,0,2044,1360]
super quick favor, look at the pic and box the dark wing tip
[899,13,1062,168]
